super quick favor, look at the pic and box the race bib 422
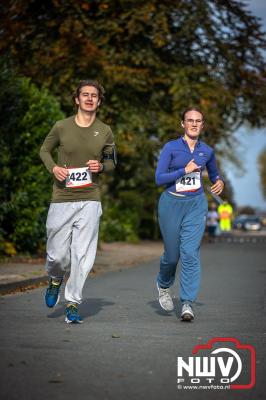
[65,167,92,188]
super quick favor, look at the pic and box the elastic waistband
[164,190,204,202]
[168,191,186,198]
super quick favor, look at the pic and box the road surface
[0,241,265,400]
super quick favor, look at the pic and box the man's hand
[185,159,200,174]
[211,179,224,195]
[53,166,69,181]
[86,160,103,173]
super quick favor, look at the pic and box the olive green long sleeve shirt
[40,116,115,202]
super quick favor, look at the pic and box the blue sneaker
[45,278,63,308]
[65,304,83,324]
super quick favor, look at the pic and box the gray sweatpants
[45,201,102,304]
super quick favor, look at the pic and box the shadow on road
[46,298,115,320]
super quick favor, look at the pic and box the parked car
[233,215,262,231]
[233,215,249,230]
[242,216,262,231]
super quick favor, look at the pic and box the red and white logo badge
[177,338,256,390]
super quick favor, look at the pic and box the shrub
[0,67,65,254]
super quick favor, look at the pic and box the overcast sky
[223,0,266,211]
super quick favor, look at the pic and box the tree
[1,1,265,133]
[0,64,65,254]
[258,147,266,199]
[1,0,266,243]
[237,206,256,215]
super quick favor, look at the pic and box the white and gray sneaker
[181,302,194,321]
[157,283,174,311]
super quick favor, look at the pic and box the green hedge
[0,69,65,254]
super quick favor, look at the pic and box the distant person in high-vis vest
[218,201,233,233]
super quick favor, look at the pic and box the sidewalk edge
[0,276,49,295]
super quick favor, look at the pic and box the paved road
[0,241,265,400]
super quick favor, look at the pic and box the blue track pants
[157,191,208,303]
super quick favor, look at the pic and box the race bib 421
[175,171,201,192]
[65,167,92,188]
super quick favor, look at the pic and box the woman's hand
[211,179,224,195]
[185,159,200,174]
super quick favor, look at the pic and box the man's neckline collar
[74,115,97,128]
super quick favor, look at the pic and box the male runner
[40,80,116,323]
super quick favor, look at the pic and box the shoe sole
[65,316,83,324]
[157,283,174,312]
[181,312,194,322]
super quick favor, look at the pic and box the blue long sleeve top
[155,137,222,196]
